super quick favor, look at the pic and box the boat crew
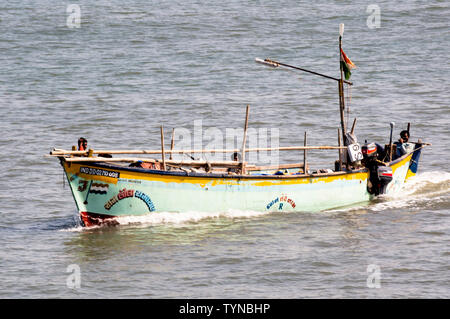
[78,137,88,151]
[228,152,241,174]
[393,130,409,160]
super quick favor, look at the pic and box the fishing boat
[48,25,429,227]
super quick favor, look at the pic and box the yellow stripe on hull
[61,150,419,224]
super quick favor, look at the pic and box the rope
[345,84,352,130]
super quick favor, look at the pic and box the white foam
[326,171,450,213]
[367,171,449,212]
[61,171,449,230]
[400,171,450,195]
[115,209,271,227]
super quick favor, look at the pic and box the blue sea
[0,0,449,298]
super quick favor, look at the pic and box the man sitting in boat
[227,152,241,174]
[78,137,88,151]
[393,130,410,160]
[77,137,112,158]
[129,160,162,170]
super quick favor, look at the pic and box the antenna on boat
[254,58,352,85]
[255,23,356,169]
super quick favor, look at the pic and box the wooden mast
[338,24,349,170]
[241,105,250,174]
[338,24,347,147]
[160,125,166,171]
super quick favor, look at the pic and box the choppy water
[0,1,449,298]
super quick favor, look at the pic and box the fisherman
[78,137,88,151]
[227,152,241,174]
[393,130,409,159]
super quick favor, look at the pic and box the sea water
[0,0,448,298]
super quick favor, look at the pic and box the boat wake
[372,170,450,211]
[114,209,271,227]
[61,209,272,231]
[330,171,450,213]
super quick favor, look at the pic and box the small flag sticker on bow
[89,183,109,195]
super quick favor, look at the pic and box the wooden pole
[389,122,394,162]
[63,156,245,167]
[49,145,349,157]
[303,131,308,174]
[241,105,250,174]
[338,35,347,146]
[338,128,342,171]
[160,125,166,171]
[256,58,353,86]
[351,118,357,135]
[338,34,350,170]
[170,128,175,160]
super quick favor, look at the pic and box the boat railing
[48,144,350,174]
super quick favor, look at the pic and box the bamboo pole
[170,128,175,160]
[351,118,357,135]
[241,105,250,174]
[247,162,305,171]
[255,58,353,86]
[160,125,166,171]
[338,61,347,145]
[389,122,394,162]
[303,131,308,174]
[60,143,431,166]
[49,145,348,156]
[338,128,342,171]
[63,156,246,167]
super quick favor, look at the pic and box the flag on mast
[340,48,356,80]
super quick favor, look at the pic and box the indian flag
[340,48,356,80]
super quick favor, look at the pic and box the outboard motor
[361,142,377,159]
[376,166,393,194]
[362,142,393,195]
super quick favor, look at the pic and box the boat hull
[61,149,419,226]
